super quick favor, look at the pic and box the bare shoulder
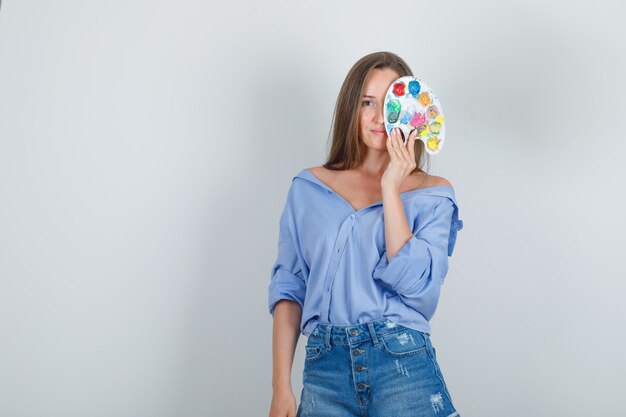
[308,165,329,179]
[308,165,342,180]
[430,175,453,189]
[407,172,453,190]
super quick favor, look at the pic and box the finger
[390,128,403,160]
[388,128,401,159]
[395,128,410,160]
[386,128,398,162]
[407,129,417,161]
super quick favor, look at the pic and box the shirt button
[350,214,356,220]
[350,329,359,336]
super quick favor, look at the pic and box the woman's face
[358,67,400,150]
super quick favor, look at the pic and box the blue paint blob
[400,111,414,124]
[408,80,421,97]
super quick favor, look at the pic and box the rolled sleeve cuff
[372,235,434,293]
[268,267,306,316]
[448,219,463,256]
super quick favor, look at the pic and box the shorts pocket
[304,336,327,362]
[380,326,428,358]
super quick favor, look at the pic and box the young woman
[268,51,464,417]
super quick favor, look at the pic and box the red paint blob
[393,83,405,96]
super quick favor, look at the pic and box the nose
[374,107,384,124]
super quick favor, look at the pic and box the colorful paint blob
[427,136,440,151]
[429,121,442,135]
[410,112,426,127]
[392,82,406,96]
[418,92,432,107]
[427,105,439,119]
[386,99,401,123]
[400,111,414,124]
[408,80,421,97]
[383,76,446,155]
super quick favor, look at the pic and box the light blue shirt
[268,168,464,337]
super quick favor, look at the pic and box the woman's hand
[381,127,418,191]
[269,387,297,417]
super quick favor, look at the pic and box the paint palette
[383,76,446,155]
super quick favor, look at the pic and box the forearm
[382,187,413,261]
[271,299,302,392]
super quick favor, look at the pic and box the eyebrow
[362,95,378,99]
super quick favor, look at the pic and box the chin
[364,142,386,151]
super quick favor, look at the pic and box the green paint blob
[386,99,401,123]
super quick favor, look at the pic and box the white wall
[1,1,625,416]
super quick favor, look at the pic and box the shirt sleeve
[267,185,307,317]
[372,196,464,321]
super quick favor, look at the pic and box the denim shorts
[296,317,460,417]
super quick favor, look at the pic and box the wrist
[381,184,402,196]
[272,381,293,392]
[272,374,292,391]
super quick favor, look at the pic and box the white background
[1,1,625,416]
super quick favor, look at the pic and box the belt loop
[367,322,379,346]
[325,324,332,349]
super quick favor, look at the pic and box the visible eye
[362,100,376,108]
